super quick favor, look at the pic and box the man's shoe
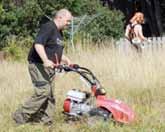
[43,120,53,126]
[41,116,53,126]
[12,111,28,125]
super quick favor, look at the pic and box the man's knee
[34,81,51,97]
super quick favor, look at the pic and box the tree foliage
[0,0,124,49]
[84,8,124,42]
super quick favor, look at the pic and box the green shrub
[82,8,124,43]
[2,35,33,61]
[3,43,23,61]
[0,0,43,49]
[0,0,124,49]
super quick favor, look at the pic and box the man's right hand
[43,59,55,69]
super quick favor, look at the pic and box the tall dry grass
[0,44,165,132]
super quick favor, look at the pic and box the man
[12,9,73,125]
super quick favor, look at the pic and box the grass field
[0,45,165,132]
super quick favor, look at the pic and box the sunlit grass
[0,44,165,132]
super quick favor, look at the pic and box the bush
[2,35,33,61]
[0,0,124,49]
[3,43,23,61]
[83,8,124,42]
[0,0,43,49]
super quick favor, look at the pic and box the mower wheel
[89,107,112,121]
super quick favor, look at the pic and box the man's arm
[61,54,71,65]
[125,25,130,40]
[135,25,147,41]
[34,44,55,68]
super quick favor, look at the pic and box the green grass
[0,45,165,132]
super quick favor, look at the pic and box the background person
[125,12,149,52]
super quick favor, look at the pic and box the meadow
[0,44,165,132]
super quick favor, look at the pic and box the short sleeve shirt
[28,21,64,64]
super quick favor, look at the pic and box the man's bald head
[53,9,72,30]
[55,9,72,19]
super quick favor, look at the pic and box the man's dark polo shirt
[28,21,64,64]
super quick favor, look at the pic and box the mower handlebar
[54,64,103,90]
[54,64,80,72]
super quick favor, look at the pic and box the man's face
[60,14,72,30]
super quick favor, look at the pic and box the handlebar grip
[69,64,79,69]
[54,64,79,72]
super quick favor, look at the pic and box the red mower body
[59,65,136,124]
[96,95,135,124]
